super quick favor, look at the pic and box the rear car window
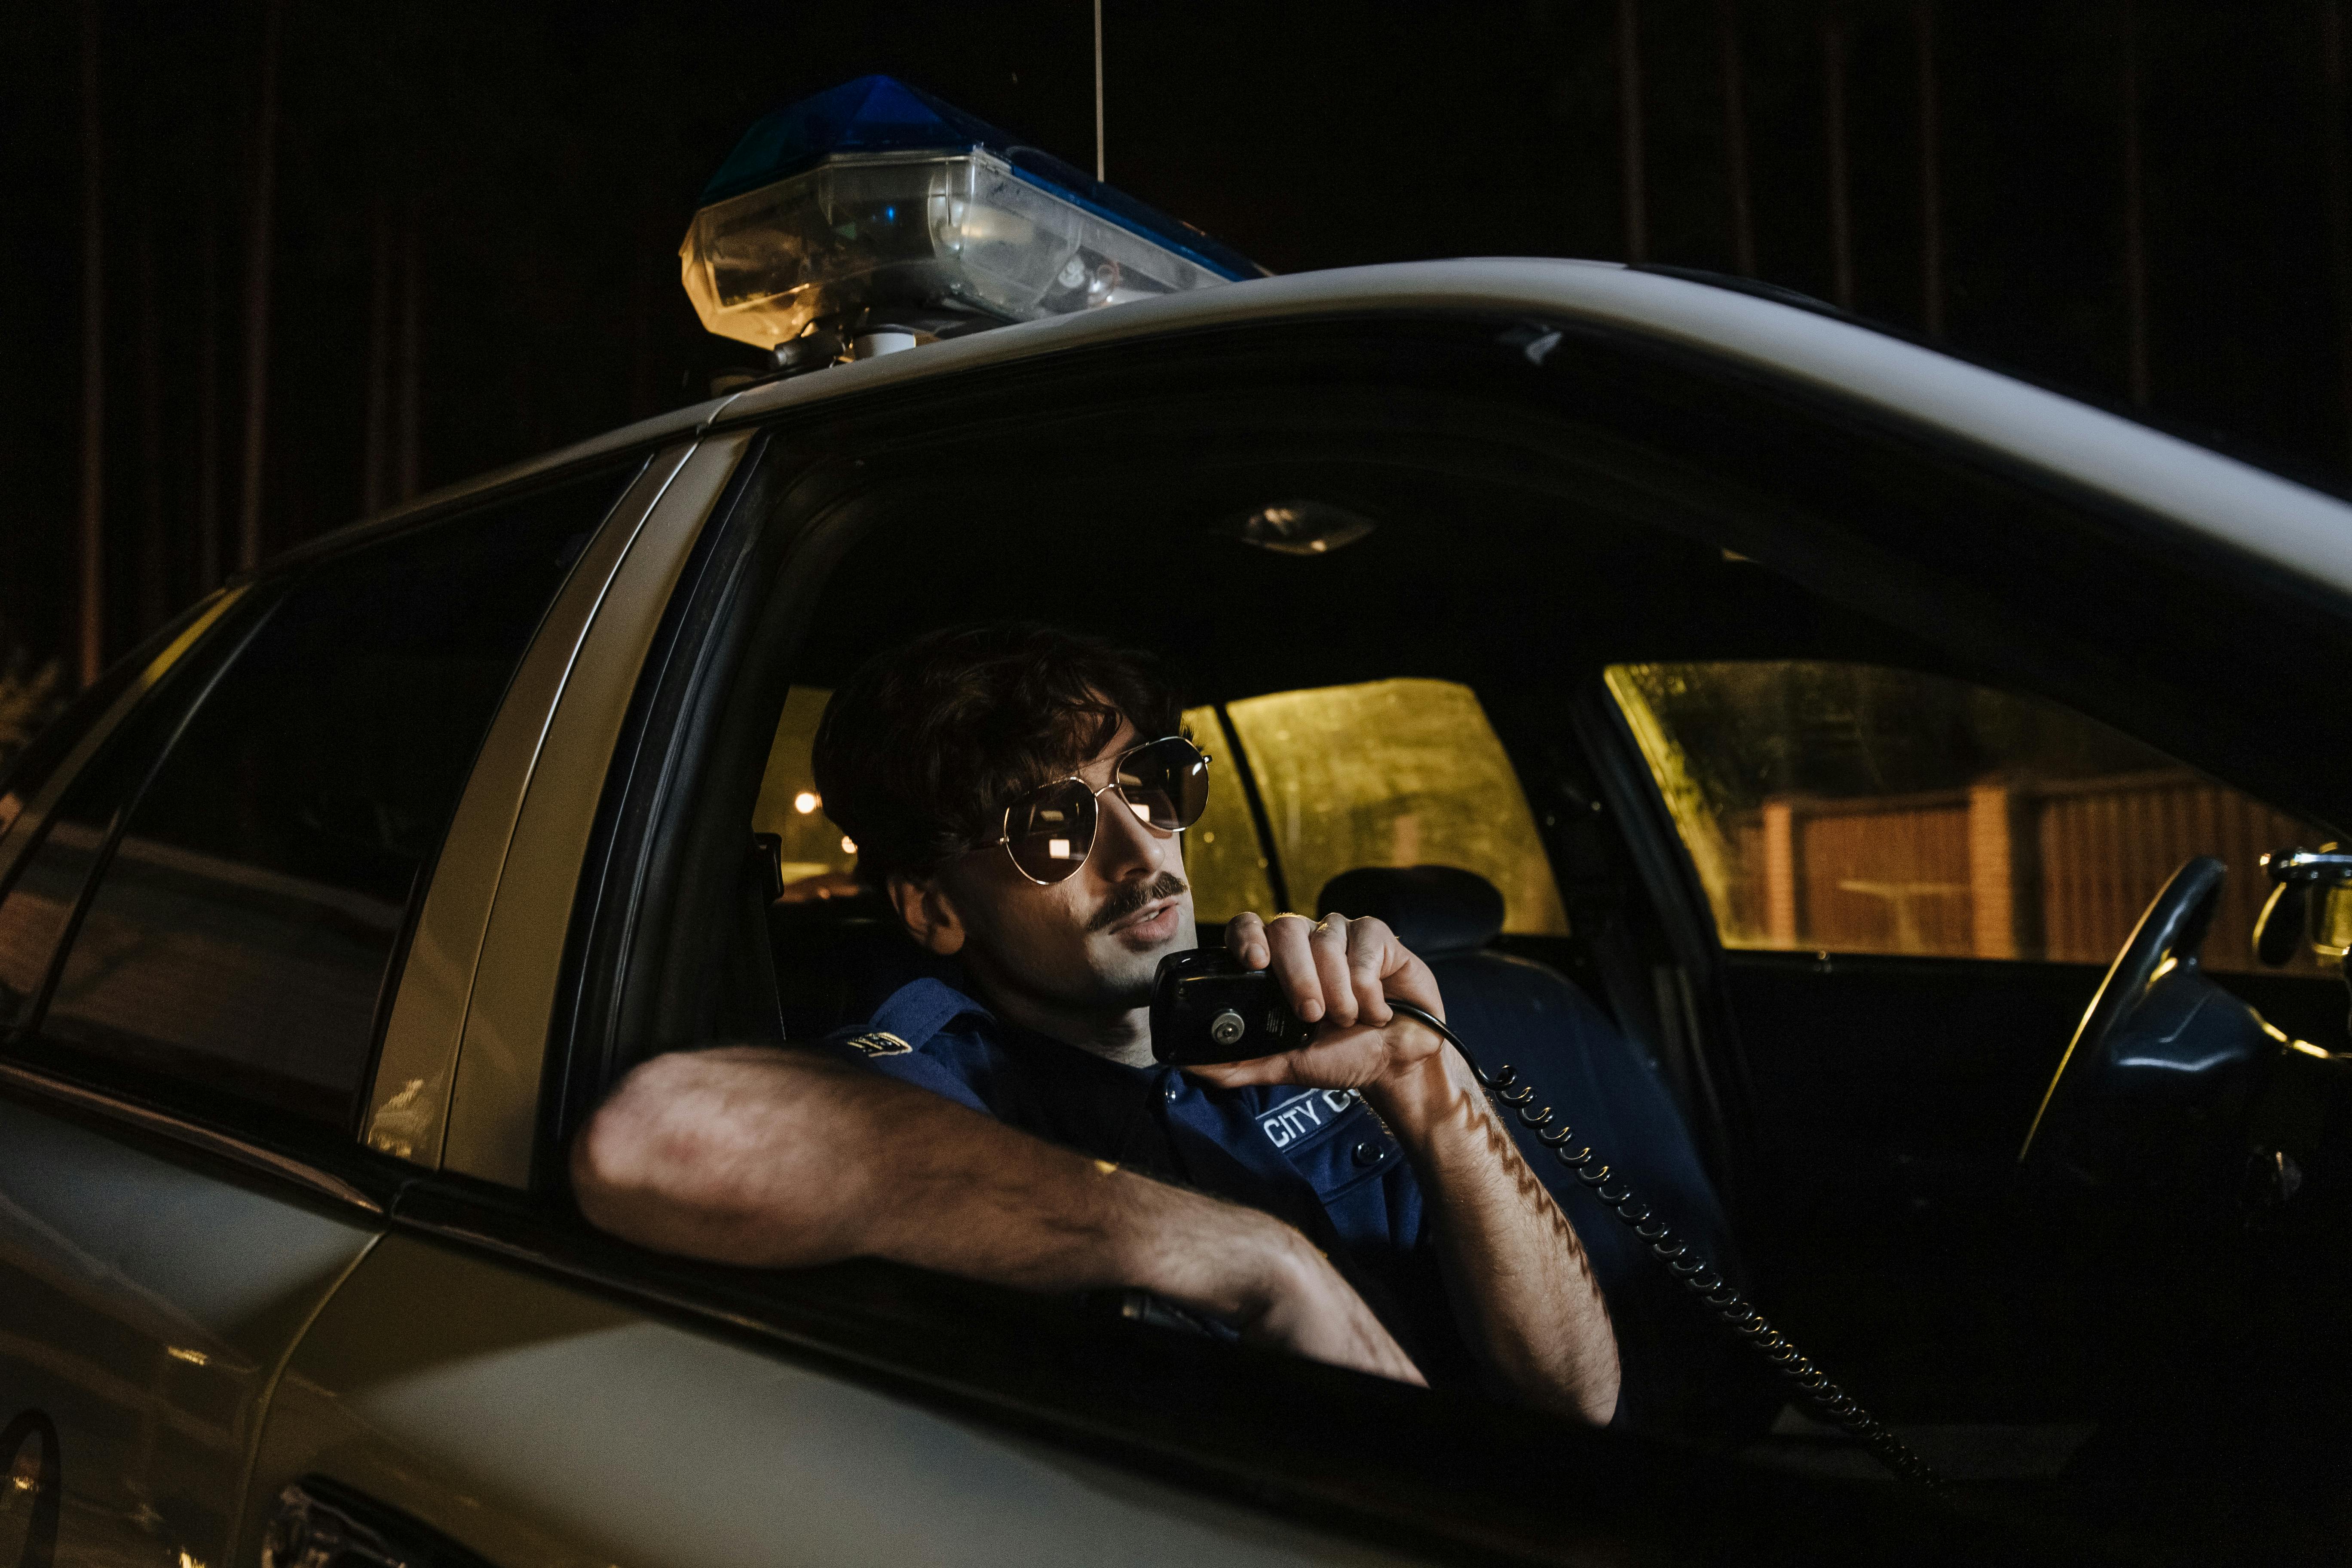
[1221,678,1568,934]
[1607,660,2331,972]
[18,465,635,1130]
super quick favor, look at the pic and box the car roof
[335,258,2352,603]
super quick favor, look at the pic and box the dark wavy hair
[811,622,1185,883]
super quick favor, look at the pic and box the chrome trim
[0,587,249,894]
[366,447,698,1168]
[441,432,758,1186]
[0,1058,384,1214]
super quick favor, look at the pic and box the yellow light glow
[2291,1038,2334,1059]
[839,836,857,855]
[793,791,820,815]
[165,1346,209,1367]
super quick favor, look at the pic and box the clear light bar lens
[681,151,1232,348]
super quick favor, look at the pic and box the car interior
[561,337,2352,1560]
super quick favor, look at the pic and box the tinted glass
[1223,679,1569,934]
[0,655,235,1034]
[0,596,214,846]
[35,466,631,1127]
[1608,660,2332,973]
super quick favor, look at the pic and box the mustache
[1090,871,1189,932]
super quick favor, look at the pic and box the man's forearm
[1366,1043,1621,1423]
[573,1047,1423,1382]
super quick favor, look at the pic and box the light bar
[681,77,1262,351]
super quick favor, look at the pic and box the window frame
[0,448,662,1197]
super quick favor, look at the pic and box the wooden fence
[1728,770,2324,973]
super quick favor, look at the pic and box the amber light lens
[1001,737,1212,885]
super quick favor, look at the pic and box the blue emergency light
[680,76,1265,356]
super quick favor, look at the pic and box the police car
[3,73,2349,1566]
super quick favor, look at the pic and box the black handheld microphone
[1148,949,1314,1066]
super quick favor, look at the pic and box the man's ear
[887,870,968,956]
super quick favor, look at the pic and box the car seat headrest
[1315,865,1506,957]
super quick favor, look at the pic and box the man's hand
[1187,912,1449,1098]
[1191,910,1621,1425]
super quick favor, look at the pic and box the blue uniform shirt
[820,972,1758,1427]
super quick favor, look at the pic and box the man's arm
[1196,913,1622,1425]
[572,1044,1424,1386]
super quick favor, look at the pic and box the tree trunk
[1617,0,1647,264]
[362,201,393,516]
[137,214,166,636]
[1917,0,1945,337]
[2121,0,2151,406]
[2321,0,2352,462]
[1719,0,1755,276]
[397,203,422,502]
[197,166,222,591]
[78,0,105,688]
[1823,9,1855,312]
[236,0,285,571]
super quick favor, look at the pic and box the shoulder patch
[844,1030,913,1057]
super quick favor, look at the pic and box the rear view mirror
[2313,878,2352,961]
[2257,845,2352,965]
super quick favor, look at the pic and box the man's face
[930,717,1199,1015]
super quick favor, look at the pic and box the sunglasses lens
[1004,778,1097,883]
[1114,738,1211,834]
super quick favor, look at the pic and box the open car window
[1608,659,2332,974]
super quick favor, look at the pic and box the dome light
[681,76,1264,353]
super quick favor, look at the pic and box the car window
[1608,660,2331,973]
[753,686,860,894]
[0,629,251,1037]
[25,466,634,1130]
[1222,678,1568,934]
[751,689,1277,920]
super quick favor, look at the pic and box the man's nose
[1091,788,1170,879]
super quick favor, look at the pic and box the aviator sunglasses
[990,735,1212,885]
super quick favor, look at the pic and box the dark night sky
[5,1,2348,677]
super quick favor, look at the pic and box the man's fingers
[1345,916,1394,1026]
[1225,912,1270,968]
[1309,917,1357,1027]
[1263,913,1326,1021]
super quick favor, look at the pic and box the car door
[0,454,649,1568]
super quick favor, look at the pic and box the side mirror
[2257,845,2352,965]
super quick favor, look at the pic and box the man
[574,622,1621,1421]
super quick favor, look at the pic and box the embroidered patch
[844,1030,913,1057]
[1259,1087,1359,1149]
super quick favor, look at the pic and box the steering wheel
[2020,856,2228,1175]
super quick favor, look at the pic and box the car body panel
[437,432,754,1187]
[0,1092,377,1568]
[244,1232,1422,1568]
[364,444,698,1170]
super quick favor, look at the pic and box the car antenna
[1093,0,1107,181]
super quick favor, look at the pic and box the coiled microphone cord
[1384,999,1944,1489]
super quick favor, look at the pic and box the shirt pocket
[1265,1090,1400,1201]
